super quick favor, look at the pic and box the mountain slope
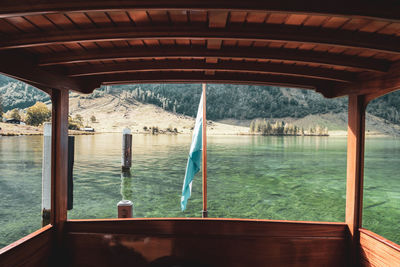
[1,74,400,129]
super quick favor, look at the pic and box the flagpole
[202,83,208,218]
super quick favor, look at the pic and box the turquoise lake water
[0,134,399,248]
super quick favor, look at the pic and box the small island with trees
[249,119,328,136]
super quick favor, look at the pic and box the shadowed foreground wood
[0,225,53,267]
[359,228,400,267]
[64,219,350,267]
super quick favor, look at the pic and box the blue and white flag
[181,92,203,211]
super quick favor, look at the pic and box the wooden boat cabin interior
[1,1,400,266]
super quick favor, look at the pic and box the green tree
[90,115,96,123]
[74,114,83,124]
[25,102,51,126]
[10,108,21,121]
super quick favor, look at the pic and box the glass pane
[0,75,52,248]
[68,84,348,221]
[363,91,400,244]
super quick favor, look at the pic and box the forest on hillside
[1,74,400,125]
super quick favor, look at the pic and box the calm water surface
[0,134,399,247]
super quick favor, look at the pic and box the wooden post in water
[118,200,133,218]
[118,171,133,218]
[119,128,133,217]
[122,128,132,171]
[202,83,208,218]
[41,122,51,226]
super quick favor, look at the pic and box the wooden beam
[0,0,399,21]
[2,24,400,54]
[332,61,400,99]
[67,60,356,83]
[39,47,389,73]
[359,228,400,266]
[78,71,338,96]
[65,219,348,267]
[0,225,54,267]
[346,94,366,265]
[0,51,89,93]
[50,89,69,237]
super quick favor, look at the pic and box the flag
[181,92,203,211]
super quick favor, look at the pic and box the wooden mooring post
[117,200,133,218]
[118,128,133,218]
[41,122,51,226]
[122,128,132,171]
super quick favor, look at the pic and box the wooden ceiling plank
[63,42,85,52]
[147,10,170,24]
[341,18,371,31]
[266,13,288,24]
[78,41,98,50]
[208,11,228,28]
[222,40,237,47]
[127,10,151,26]
[95,41,115,49]
[46,44,69,52]
[253,41,268,47]
[38,46,390,72]
[246,12,268,24]
[190,39,206,46]
[189,10,207,24]
[323,16,350,29]
[283,42,301,49]
[45,13,76,30]
[303,15,328,27]
[359,20,391,33]
[229,11,247,24]
[111,40,130,48]
[237,40,253,47]
[106,11,132,27]
[143,39,159,47]
[169,10,188,23]
[24,14,58,31]
[207,39,222,49]
[377,22,400,35]
[67,12,96,29]
[285,14,308,26]
[127,40,144,47]
[4,16,38,32]
[0,18,21,34]
[85,11,113,27]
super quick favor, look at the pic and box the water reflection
[121,170,133,201]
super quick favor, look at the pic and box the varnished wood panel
[64,219,349,267]
[346,95,366,265]
[0,225,53,267]
[360,229,400,267]
[51,89,69,234]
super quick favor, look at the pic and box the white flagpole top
[123,127,131,135]
[43,122,52,137]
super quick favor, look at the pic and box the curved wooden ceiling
[0,0,400,99]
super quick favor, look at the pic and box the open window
[0,75,52,249]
